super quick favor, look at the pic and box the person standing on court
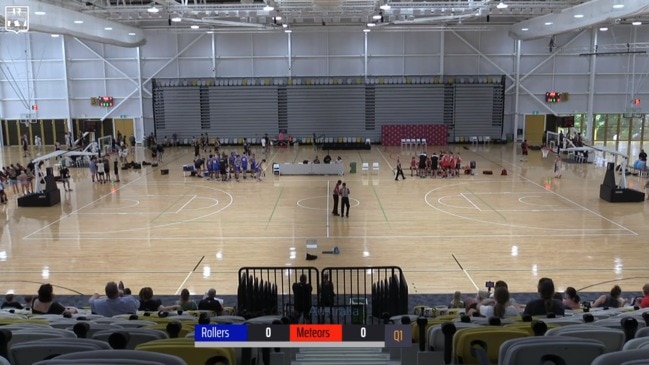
[395,158,406,181]
[340,182,350,218]
[332,180,342,216]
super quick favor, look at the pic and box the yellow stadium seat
[453,327,528,364]
[136,338,235,365]
[146,323,195,338]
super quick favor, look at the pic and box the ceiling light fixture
[367,22,376,27]
[612,3,624,9]
[74,20,84,24]
[373,14,381,20]
[599,26,608,31]
[380,4,390,10]
[34,11,46,15]
[51,34,60,38]
[282,23,288,28]
[147,3,160,13]
[632,21,642,26]
[574,14,584,18]
[128,32,136,36]
[545,21,553,25]
[363,28,371,32]
[191,25,199,29]
[104,27,112,30]
[263,5,274,11]
[285,29,292,33]
[521,27,529,31]
[496,2,508,9]
[171,16,181,22]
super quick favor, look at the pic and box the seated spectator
[635,283,649,308]
[292,274,313,323]
[523,277,565,316]
[90,281,139,317]
[562,287,581,310]
[32,283,76,315]
[593,285,627,308]
[198,288,224,315]
[466,290,490,316]
[323,154,332,164]
[177,288,198,311]
[480,287,519,319]
[138,287,163,312]
[313,156,320,164]
[1,294,23,310]
[448,291,464,309]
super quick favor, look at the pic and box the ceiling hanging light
[379,2,390,10]
[263,3,274,11]
[612,0,624,9]
[632,21,642,26]
[496,2,508,9]
[599,26,608,31]
[171,16,181,22]
[147,2,160,13]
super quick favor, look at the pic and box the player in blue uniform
[241,153,248,179]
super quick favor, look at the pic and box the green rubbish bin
[350,161,357,174]
[350,298,367,325]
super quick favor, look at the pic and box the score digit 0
[342,325,383,342]
[266,327,271,338]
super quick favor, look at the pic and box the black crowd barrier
[237,266,408,324]
[237,267,319,321]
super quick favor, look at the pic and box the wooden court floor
[1,143,648,298]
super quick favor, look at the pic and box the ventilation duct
[510,0,649,41]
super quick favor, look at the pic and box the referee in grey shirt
[340,182,350,218]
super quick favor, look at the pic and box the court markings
[425,180,634,235]
[24,183,233,238]
[297,196,361,210]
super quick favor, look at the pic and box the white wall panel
[477,31,514,54]
[330,57,363,75]
[594,75,634,93]
[215,59,253,77]
[292,32,328,56]
[141,32,178,58]
[404,56,439,75]
[292,58,328,76]
[444,56,479,74]
[254,33,288,56]
[67,60,104,78]
[30,61,65,79]
[369,33,404,55]
[34,80,68,99]
[445,32,477,54]
[178,34,211,57]
[104,44,137,59]
[216,33,253,56]
[104,60,139,78]
[329,32,363,55]
[404,32,440,54]
[252,59,288,77]
[69,80,105,96]
[178,59,214,77]
[64,37,105,58]
[479,57,513,74]
[368,57,403,76]
[141,60,179,78]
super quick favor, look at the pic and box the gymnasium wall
[1,26,649,142]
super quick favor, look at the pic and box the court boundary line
[175,194,198,214]
[459,192,481,211]
[519,175,638,236]
[23,175,145,239]
[376,147,394,172]
[425,181,631,233]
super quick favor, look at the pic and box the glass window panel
[631,117,642,141]
[606,114,619,142]
[643,116,649,147]
[594,114,606,141]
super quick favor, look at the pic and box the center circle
[297,196,360,210]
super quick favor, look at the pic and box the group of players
[409,151,465,178]
[193,151,266,182]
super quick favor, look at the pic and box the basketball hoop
[20,113,37,126]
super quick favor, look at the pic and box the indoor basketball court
[1,142,648,299]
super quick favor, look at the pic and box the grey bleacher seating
[591,348,649,365]
[92,328,169,349]
[498,336,606,365]
[545,324,625,353]
[33,349,187,365]
[9,337,112,365]
[623,337,649,350]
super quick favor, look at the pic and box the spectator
[636,283,649,308]
[89,281,139,317]
[177,288,198,311]
[1,293,23,310]
[523,277,565,316]
[593,285,627,308]
[319,273,335,307]
[562,287,581,310]
[480,287,519,319]
[198,288,224,315]
[138,287,163,312]
[449,291,464,309]
[292,274,313,323]
[466,290,490,317]
[32,283,76,315]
